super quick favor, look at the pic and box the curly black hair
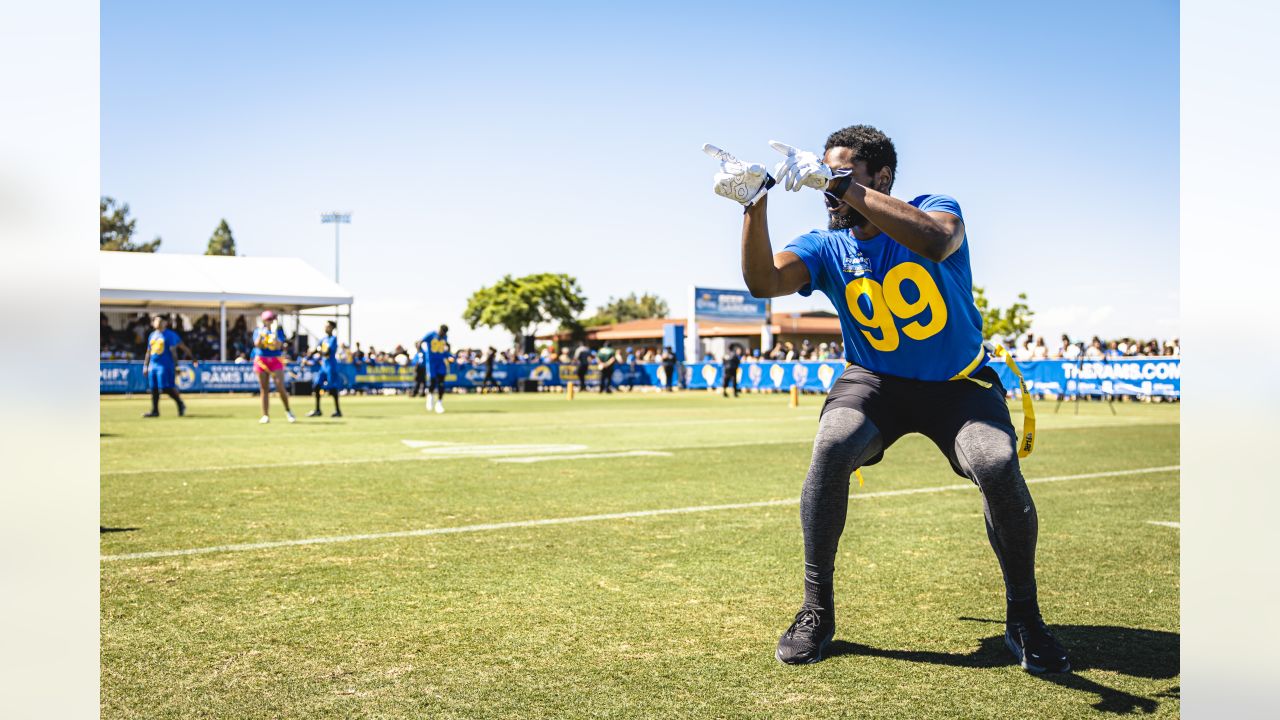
[825,124,897,192]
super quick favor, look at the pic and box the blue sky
[102,0,1178,350]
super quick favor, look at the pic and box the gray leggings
[800,406,1038,610]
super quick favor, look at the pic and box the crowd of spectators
[1001,334,1179,362]
[100,312,297,362]
[103,312,1180,369]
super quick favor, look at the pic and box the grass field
[100,390,1179,719]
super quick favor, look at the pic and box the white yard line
[101,465,1180,562]
[405,443,591,457]
[99,415,1173,445]
[101,439,812,476]
[492,451,673,464]
[1146,520,1181,529]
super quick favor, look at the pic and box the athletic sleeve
[781,232,828,298]
[915,194,963,221]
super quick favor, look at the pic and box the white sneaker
[259,415,270,424]
[434,401,445,414]
[286,411,297,423]
[426,397,435,412]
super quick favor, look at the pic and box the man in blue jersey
[707,126,1068,673]
[140,315,193,418]
[306,320,342,418]
[422,324,451,414]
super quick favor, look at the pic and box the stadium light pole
[320,211,351,283]
[321,212,352,347]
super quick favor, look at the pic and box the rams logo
[817,364,836,389]
[748,364,762,386]
[700,365,717,387]
[792,364,810,387]
[175,365,196,390]
[769,364,785,388]
[529,365,553,382]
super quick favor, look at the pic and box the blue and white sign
[693,287,768,323]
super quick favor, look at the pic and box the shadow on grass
[100,526,138,533]
[827,619,1178,715]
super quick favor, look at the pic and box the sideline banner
[100,358,1179,397]
[988,357,1180,398]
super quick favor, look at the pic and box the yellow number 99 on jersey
[845,262,949,352]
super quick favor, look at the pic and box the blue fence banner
[988,357,1180,398]
[101,358,1179,397]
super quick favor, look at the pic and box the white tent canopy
[100,252,354,360]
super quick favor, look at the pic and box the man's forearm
[837,183,954,261]
[741,195,780,297]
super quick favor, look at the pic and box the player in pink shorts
[252,310,295,424]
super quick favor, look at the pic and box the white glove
[770,140,841,192]
[702,143,775,206]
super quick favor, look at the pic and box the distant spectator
[573,343,591,391]
[661,346,678,392]
[1032,336,1048,360]
[597,341,618,394]
[1015,336,1034,362]
[1084,337,1104,359]
[722,346,742,398]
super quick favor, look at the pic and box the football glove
[769,140,848,192]
[702,143,775,206]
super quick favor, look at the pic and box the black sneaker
[331,411,343,418]
[306,409,322,417]
[1005,616,1071,674]
[177,401,186,417]
[776,607,835,665]
[141,411,160,418]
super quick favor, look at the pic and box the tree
[581,292,669,328]
[100,197,161,252]
[463,273,587,343]
[972,285,1034,340]
[205,219,237,256]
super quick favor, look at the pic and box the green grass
[101,391,1179,719]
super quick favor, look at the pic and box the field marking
[99,415,803,444]
[400,441,590,457]
[99,414,1173,445]
[100,465,1179,563]
[1146,520,1181,529]
[493,450,673,464]
[101,421,1177,477]
[99,439,813,476]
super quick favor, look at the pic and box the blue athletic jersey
[422,331,450,371]
[146,329,182,368]
[252,326,287,358]
[319,335,338,366]
[783,194,984,381]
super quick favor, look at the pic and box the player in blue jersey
[706,126,1068,673]
[306,320,342,418]
[422,324,451,414]
[140,315,193,418]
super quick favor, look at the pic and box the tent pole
[219,301,227,362]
